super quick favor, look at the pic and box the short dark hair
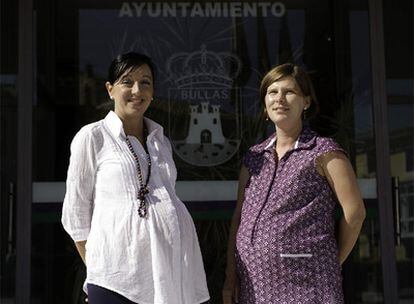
[259,63,319,120]
[107,52,156,85]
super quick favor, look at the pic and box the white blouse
[61,111,210,304]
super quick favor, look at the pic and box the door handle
[391,177,401,246]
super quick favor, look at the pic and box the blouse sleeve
[242,149,253,172]
[61,126,97,242]
[314,137,349,163]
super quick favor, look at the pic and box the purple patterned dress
[236,127,345,303]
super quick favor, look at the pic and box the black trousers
[87,284,137,304]
[87,283,210,304]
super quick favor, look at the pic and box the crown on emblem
[166,44,241,88]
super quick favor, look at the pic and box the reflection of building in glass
[356,127,414,240]
[355,128,413,180]
[186,102,225,144]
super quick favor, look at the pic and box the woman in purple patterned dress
[223,64,366,304]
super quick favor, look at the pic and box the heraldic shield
[167,45,242,167]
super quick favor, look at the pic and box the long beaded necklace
[125,127,151,218]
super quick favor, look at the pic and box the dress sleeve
[242,148,262,189]
[61,127,97,242]
[242,149,254,173]
[314,137,349,164]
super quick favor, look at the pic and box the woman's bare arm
[320,152,366,264]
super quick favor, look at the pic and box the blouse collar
[263,127,316,152]
[104,110,165,142]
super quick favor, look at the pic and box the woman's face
[264,76,310,127]
[106,64,154,119]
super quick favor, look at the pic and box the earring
[110,96,114,100]
[302,108,307,120]
[151,97,154,101]
[264,108,269,121]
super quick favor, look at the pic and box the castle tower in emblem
[166,45,242,166]
[186,102,225,144]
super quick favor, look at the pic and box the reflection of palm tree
[317,93,357,162]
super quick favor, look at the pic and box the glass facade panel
[383,0,414,302]
[3,0,411,303]
[339,3,384,303]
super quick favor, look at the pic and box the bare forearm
[320,152,366,265]
[337,216,364,264]
[75,241,87,265]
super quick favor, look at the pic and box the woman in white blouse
[62,52,210,304]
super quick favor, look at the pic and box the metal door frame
[368,0,399,302]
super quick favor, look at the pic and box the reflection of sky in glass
[350,11,374,136]
[386,79,414,130]
[388,103,414,129]
[350,11,413,133]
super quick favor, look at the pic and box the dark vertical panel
[0,0,18,301]
[368,0,399,302]
[54,1,80,180]
[1,1,18,73]
[383,0,413,79]
[16,0,33,302]
[331,0,356,161]
[302,1,337,136]
[33,0,57,181]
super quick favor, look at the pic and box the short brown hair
[259,63,319,120]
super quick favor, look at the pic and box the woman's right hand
[222,271,239,304]
[75,240,87,265]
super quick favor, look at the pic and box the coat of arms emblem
[167,45,242,167]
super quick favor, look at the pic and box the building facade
[1,0,413,303]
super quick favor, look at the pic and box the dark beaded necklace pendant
[125,131,151,218]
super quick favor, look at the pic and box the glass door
[383,0,414,302]
[335,2,385,302]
